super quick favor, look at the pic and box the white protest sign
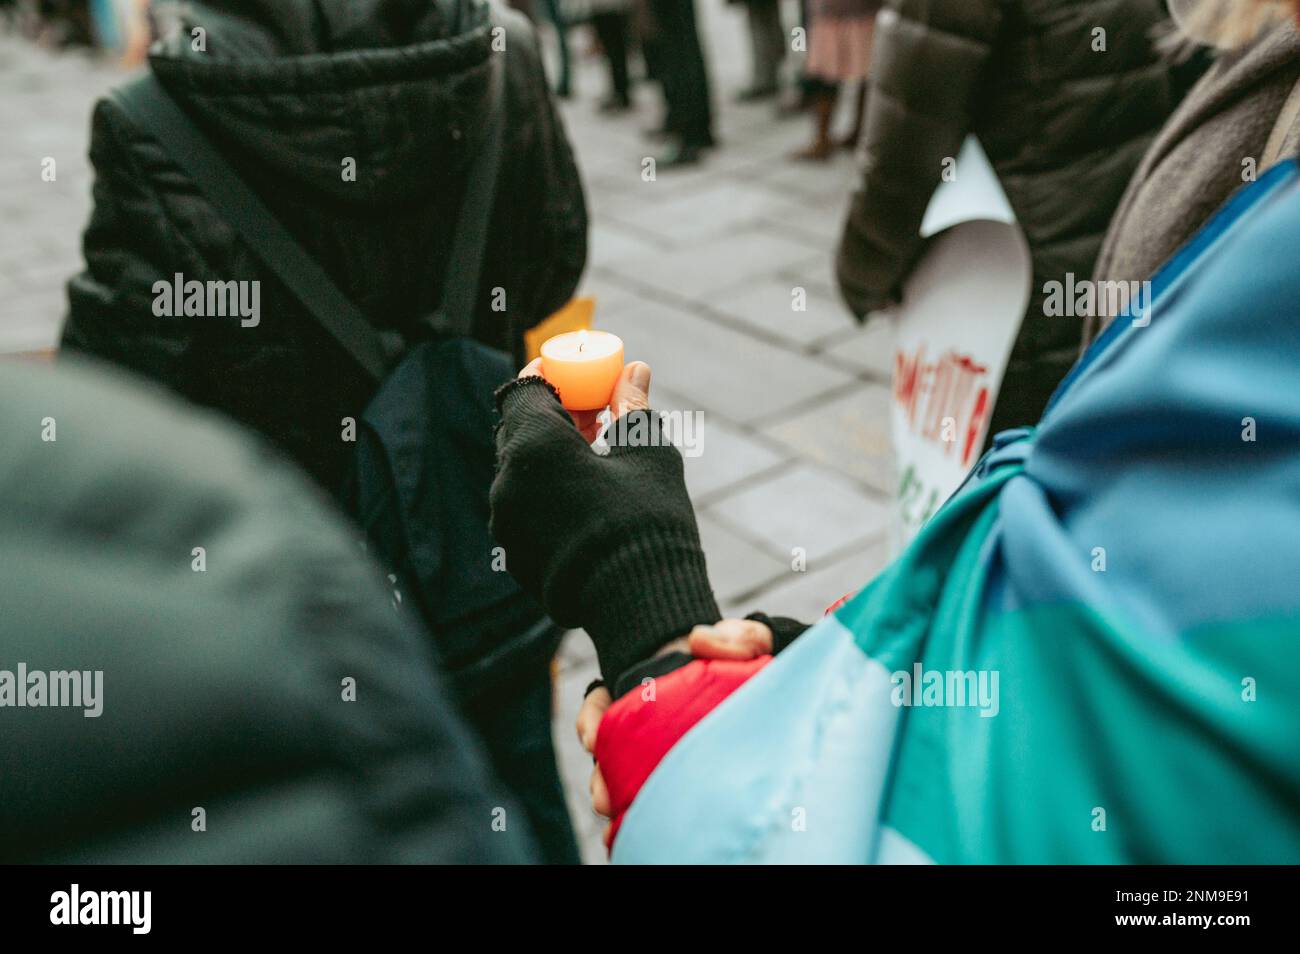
[889,137,1032,549]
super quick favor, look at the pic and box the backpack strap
[109,46,507,381]
[110,73,389,382]
[428,50,508,338]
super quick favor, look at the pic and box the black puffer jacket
[61,0,587,494]
[836,0,1200,435]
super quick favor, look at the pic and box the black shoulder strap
[429,51,508,339]
[110,48,507,382]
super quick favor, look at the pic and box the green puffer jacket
[0,357,534,863]
[836,0,1200,435]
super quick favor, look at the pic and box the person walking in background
[506,0,573,96]
[795,0,876,158]
[591,0,635,111]
[540,0,574,97]
[734,0,786,101]
[835,0,1204,440]
[117,0,152,66]
[59,0,588,864]
[646,0,715,165]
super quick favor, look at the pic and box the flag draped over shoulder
[613,161,1300,865]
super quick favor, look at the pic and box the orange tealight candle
[539,330,625,411]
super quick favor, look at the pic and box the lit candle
[539,330,626,411]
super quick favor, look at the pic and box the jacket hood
[145,0,496,205]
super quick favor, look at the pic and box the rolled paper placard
[539,330,626,411]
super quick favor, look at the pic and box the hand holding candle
[539,330,625,411]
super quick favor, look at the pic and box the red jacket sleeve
[594,655,773,849]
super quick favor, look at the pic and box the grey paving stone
[642,389,789,501]
[551,643,610,865]
[582,149,735,209]
[564,108,799,205]
[762,382,897,496]
[602,228,822,300]
[817,313,896,379]
[597,294,856,424]
[587,219,667,272]
[753,147,861,203]
[698,510,790,604]
[756,210,843,254]
[605,179,809,247]
[667,114,806,182]
[0,34,112,357]
[559,96,661,156]
[682,417,788,501]
[580,162,664,211]
[722,534,892,622]
[706,461,889,566]
[556,627,596,670]
[777,239,841,302]
[7,250,80,293]
[708,272,856,347]
[577,275,641,321]
[0,286,66,352]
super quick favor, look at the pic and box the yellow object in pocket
[525,296,595,362]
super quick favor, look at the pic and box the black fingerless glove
[610,613,812,698]
[489,376,720,683]
[744,612,811,654]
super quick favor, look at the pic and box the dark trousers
[743,0,785,91]
[592,11,631,102]
[537,0,572,93]
[648,0,713,147]
[462,661,579,865]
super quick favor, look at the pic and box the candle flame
[577,329,588,354]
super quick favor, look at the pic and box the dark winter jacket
[60,0,587,494]
[836,0,1198,435]
[0,356,534,863]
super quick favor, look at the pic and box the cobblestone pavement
[0,4,895,864]
[0,27,116,354]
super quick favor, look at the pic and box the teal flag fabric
[613,161,1300,864]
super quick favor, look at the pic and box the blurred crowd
[2,0,150,59]
[6,0,883,164]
